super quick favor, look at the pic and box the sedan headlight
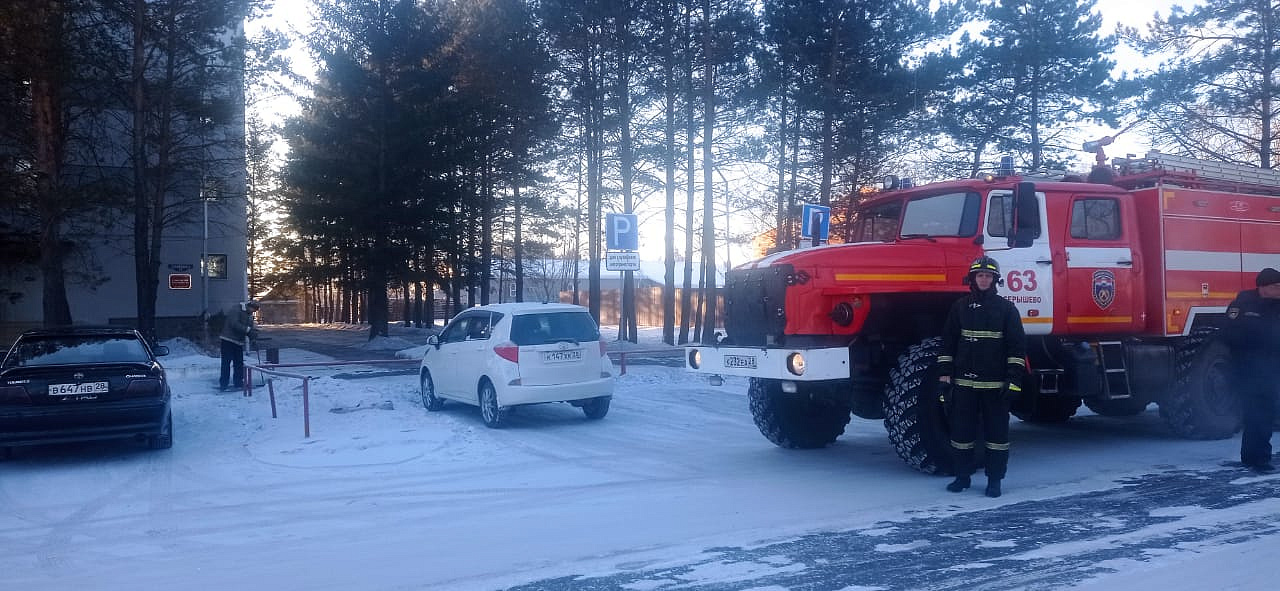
[786,352,805,376]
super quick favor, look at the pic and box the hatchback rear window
[510,312,600,346]
[4,335,151,368]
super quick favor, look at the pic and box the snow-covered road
[2,340,1277,590]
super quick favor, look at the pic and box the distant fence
[563,287,723,328]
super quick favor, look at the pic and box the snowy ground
[2,327,1278,590]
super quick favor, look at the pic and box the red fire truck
[686,152,1280,474]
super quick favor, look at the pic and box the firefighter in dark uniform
[1222,267,1280,473]
[936,256,1027,497]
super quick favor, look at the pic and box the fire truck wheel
[1084,397,1150,417]
[882,337,954,475]
[1012,396,1081,423]
[1160,332,1240,439]
[747,378,851,449]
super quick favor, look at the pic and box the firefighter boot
[946,475,971,493]
[985,479,1002,498]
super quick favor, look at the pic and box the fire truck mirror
[1009,181,1040,248]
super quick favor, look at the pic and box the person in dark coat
[937,256,1027,498]
[219,300,260,391]
[1222,268,1280,473]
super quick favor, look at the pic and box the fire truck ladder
[1095,341,1131,399]
[1118,151,1280,193]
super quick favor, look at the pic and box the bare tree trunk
[774,91,788,249]
[661,1,677,345]
[678,2,696,345]
[30,0,72,326]
[586,51,603,325]
[699,0,717,339]
[130,0,151,334]
[480,159,493,306]
[513,184,524,302]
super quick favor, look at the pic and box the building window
[206,254,228,279]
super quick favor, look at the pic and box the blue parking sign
[606,213,639,251]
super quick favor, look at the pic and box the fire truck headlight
[688,349,702,369]
[786,352,806,376]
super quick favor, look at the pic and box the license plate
[49,382,109,396]
[723,355,758,369]
[542,349,583,362]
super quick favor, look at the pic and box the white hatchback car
[418,303,615,427]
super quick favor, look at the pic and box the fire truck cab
[687,152,1280,474]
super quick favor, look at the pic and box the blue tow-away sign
[800,204,830,240]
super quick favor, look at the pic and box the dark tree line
[7,0,1278,340]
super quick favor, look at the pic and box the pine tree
[1123,1,1280,168]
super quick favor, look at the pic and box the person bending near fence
[220,300,260,391]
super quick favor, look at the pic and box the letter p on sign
[606,213,639,251]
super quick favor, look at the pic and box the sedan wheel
[148,410,173,450]
[479,381,506,428]
[420,371,444,411]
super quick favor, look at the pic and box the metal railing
[245,359,420,438]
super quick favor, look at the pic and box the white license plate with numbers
[723,355,758,369]
[49,382,109,396]
[542,350,583,362]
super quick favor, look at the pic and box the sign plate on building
[605,251,640,271]
[168,273,192,290]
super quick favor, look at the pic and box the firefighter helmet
[965,255,1003,285]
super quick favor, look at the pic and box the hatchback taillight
[493,343,519,363]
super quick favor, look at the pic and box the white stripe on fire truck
[1064,246,1132,268]
[1165,250,1241,272]
[1243,253,1280,272]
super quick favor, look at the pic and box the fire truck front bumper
[684,345,850,381]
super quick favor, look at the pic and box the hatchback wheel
[420,370,444,411]
[478,381,506,428]
[582,396,610,420]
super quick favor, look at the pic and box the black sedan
[0,327,173,456]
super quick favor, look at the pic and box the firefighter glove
[1003,383,1022,404]
[938,381,952,404]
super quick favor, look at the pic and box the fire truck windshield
[898,191,981,239]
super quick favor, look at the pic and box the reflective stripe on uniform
[985,441,1010,451]
[1007,357,1025,366]
[1007,383,1021,392]
[960,329,1003,339]
[951,440,975,450]
[937,355,953,362]
[955,378,1004,389]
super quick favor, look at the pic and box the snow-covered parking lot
[2,335,1278,591]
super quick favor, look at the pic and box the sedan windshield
[898,191,981,238]
[4,335,152,368]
